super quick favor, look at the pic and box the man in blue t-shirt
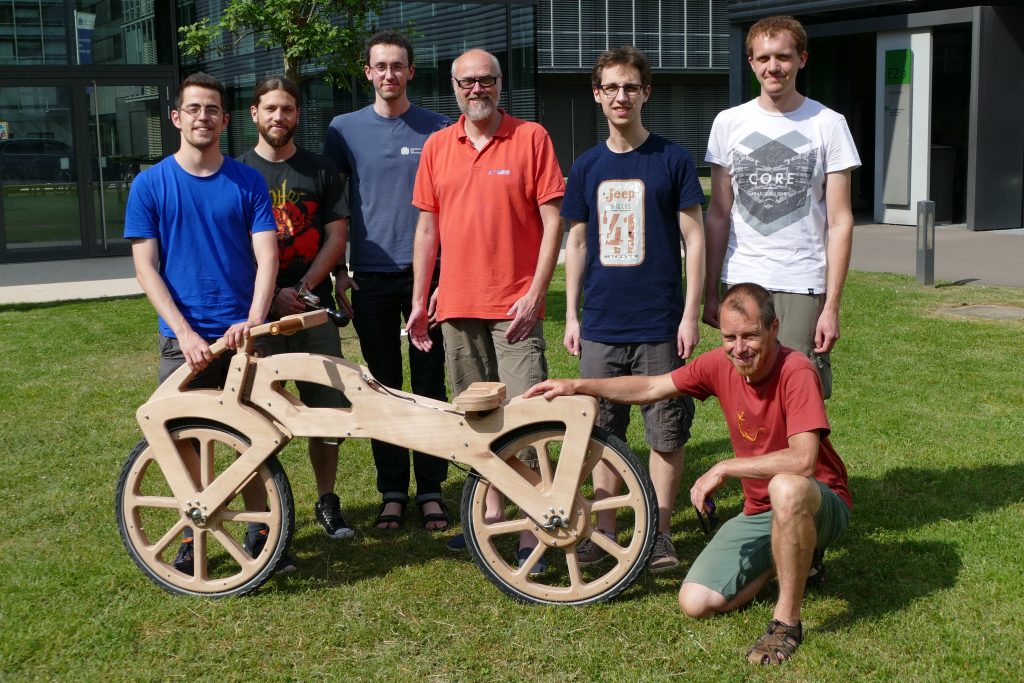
[123,72,278,575]
[322,31,452,532]
[561,46,706,572]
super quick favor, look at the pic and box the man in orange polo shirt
[407,47,565,569]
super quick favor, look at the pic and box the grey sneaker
[575,530,613,566]
[648,532,679,572]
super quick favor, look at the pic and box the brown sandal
[746,619,803,665]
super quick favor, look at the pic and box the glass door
[88,83,167,253]
[0,85,80,253]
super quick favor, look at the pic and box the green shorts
[684,480,850,601]
[265,321,349,409]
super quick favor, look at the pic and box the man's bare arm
[223,230,278,348]
[817,169,854,353]
[505,199,565,343]
[562,220,586,356]
[677,204,706,359]
[689,430,821,511]
[406,210,440,351]
[702,163,733,329]
[523,372,679,405]
[130,237,211,371]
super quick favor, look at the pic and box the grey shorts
[684,480,850,601]
[770,290,832,399]
[264,321,349,409]
[579,339,694,451]
[157,334,234,388]
[441,318,547,398]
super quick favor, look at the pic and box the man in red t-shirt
[525,282,851,666]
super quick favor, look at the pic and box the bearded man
[238,76,356,552]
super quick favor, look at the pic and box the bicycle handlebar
[206,310,329,358]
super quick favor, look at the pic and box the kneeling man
[525,282,851,665]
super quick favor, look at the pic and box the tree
[179,0,386,87]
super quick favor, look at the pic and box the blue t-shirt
[561,134,705,343]
[123,155,277,339]
[323,104,450,271]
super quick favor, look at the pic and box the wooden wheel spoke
[199,435,216,488]
[219,509,273,524]
[477,517,532,541]
[590,493,638,513]
[534,437,555,489]
[210,525,250,567]
[193,530,208,579]
[125,493,179,510]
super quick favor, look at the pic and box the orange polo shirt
[412,110,565,321]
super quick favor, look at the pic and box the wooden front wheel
[115,422,294,597]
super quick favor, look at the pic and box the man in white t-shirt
[702,15,860,398]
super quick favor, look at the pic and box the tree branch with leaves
[179,0,385,87]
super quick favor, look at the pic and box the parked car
[0,139,75,183]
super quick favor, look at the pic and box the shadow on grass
[811,462,1024,628]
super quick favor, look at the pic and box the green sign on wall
[885,49,912,85]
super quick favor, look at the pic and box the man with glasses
[124,71,278,575]
[323,31,452,532]
[239,75,355,553]
[702,16,860,399]
[407,48,564,568]
[525,282,851,666]
[560,46,706,572]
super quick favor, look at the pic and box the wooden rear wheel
[461,423,657,605]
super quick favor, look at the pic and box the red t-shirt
[670,345,852,515]
[412,110,565,320]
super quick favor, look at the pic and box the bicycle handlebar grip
[269,317,305,336]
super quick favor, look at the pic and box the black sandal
[418,498,450,533]
[374,498,406,530]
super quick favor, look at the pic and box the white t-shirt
[706,97,860,293]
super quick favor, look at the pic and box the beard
[728,354,760,379]
[459,94,496,122]
[258,120,295,148]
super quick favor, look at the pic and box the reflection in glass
[89,84,164,249]
[0,85,81,249]
[0,0,166,66]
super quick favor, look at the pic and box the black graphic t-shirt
[238,147,350,305]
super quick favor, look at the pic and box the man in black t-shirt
[239,76,355,559]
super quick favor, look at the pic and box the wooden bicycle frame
[135,311,601,532]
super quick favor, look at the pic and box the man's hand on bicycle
[178,328,214,371]
[271,286,307,318]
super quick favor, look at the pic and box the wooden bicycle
[116,309,657,605]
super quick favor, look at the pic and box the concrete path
[0,223,1021,305]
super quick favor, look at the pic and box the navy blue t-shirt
[561,134,704,343]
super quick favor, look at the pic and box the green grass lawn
[2,270,1023,681]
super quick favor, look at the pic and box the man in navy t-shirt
[560,46,706,572]
[323,31,452,532]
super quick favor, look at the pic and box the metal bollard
[916,200,935,286]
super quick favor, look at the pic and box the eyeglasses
[453,76,499,90]
[369,63,409,75]
[178,104,223,117]
[695,498,720,536]
[598,83,643,98]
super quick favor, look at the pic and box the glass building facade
[0,0,738,262]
